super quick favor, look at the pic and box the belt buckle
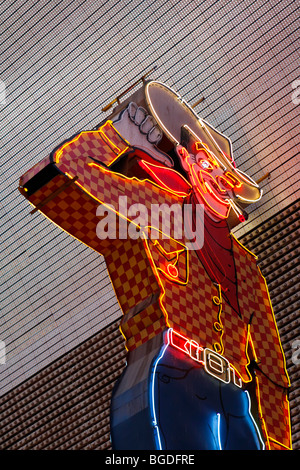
[203,348,243,388]
[169,330,242,388]
[204,348,230,384]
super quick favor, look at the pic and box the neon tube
[149,329,171,450]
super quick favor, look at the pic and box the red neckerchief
[184,192,241,317]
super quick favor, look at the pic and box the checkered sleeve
[53,120,130,167]
[249,266,292,449]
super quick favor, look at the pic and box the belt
[168,329,243,388]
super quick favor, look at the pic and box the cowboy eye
[199,159,213,171]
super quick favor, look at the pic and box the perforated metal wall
[0,0,299,450]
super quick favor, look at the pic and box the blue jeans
[150,342,264,450]
[110,335,265,450]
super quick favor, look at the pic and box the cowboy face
[176,143,246,220]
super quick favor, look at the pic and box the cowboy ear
[175,145,193,172]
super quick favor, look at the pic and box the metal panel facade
[1,0,299,448]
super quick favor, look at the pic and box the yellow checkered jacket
[19,121,292,450]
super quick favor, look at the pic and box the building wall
[1,0,299,449]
